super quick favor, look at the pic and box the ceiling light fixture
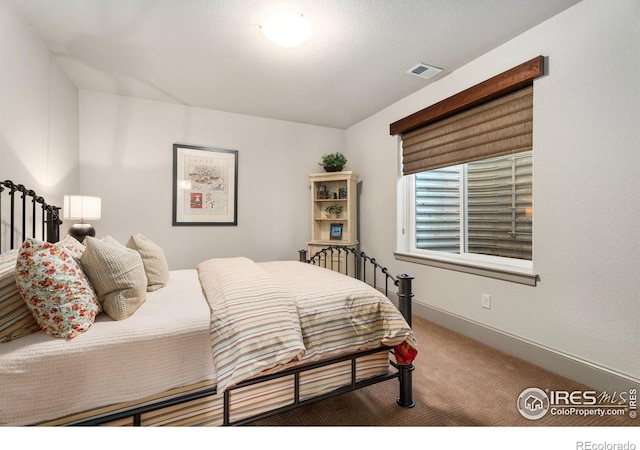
[261,11,311,48]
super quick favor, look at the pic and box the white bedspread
[0,270,215,426]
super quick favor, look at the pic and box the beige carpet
[250,315,636,426]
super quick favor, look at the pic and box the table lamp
[62,195,101,242]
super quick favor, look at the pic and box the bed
[0,180,416,426]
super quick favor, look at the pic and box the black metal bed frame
[0,180,61,252]
[1,181,415,426]
[74,248,415,426]
[77,344,412,426]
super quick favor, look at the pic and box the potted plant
[319,152,347,172]
[325,203,344,218]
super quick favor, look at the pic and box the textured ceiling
[8,0,582,129]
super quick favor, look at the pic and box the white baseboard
[410,300,639,393]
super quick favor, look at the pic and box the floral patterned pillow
[55,235,86,260]
[14,238,101,339]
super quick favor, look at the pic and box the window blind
[415,166,460,253]
[414,152,532,260]
[402,86,533,175]
[466,152,532,260]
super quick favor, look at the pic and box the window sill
[394,251,539,286]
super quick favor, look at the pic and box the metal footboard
[299,245,415,408]
[299,245,414,326]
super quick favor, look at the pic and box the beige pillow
[126,234,169,292]
[80,236,147,320]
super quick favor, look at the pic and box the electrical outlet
[482,294,491,309]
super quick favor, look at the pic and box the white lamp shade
[63,195,101,220]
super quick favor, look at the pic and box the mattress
[0,269,215,426]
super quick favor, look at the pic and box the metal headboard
[0,180,62,253]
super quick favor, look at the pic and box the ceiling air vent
[406,63,442,80]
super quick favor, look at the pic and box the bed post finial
[298,249,308,262]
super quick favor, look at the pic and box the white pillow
[80,236,147,320]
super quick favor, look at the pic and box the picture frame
[317,184,328,199]
[330,223,343,240]
[172,143,238,226]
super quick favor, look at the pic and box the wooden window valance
[390,56,545,175]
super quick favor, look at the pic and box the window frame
[396,146,538,286]
[390,57,545,287]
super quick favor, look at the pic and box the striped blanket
[197,257,417,392]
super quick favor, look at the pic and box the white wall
[0,2,79,206]
[346,0,640,389]
[79,91,345,269]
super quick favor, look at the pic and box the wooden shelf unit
[308,171,358,272]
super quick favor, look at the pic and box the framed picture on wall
[330,223,343,240]
[172,143,238,226]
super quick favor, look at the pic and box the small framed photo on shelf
[330,223,343,240]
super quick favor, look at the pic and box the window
[410,151,532,262]
[397,149,536,285]
[390,57,544,284]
